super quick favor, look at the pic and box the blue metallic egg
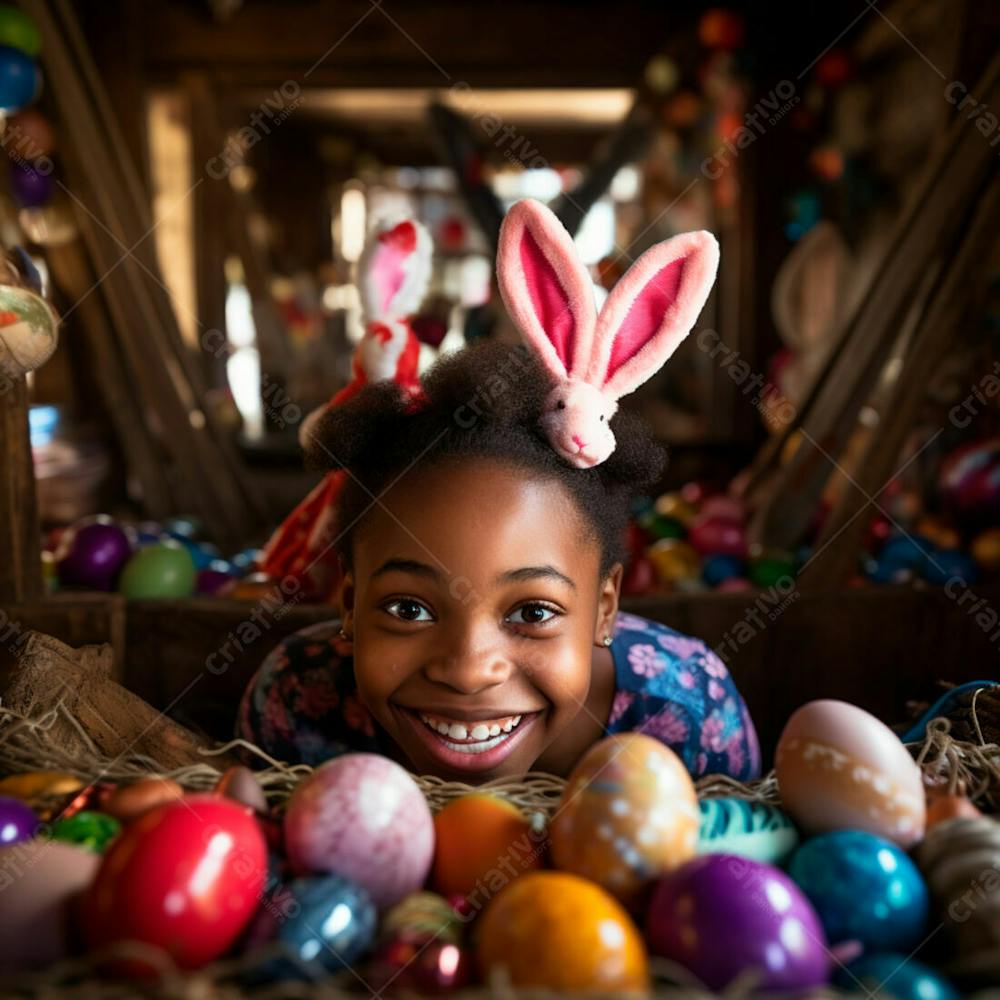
[834,952,960,1000]
[789,830,928,951]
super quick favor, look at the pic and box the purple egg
[646,854,830,992]
[0,795,39,845]
[196,567,235,595]
[57,521,132,591]
[10,160,53,207]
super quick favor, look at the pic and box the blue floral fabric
[238,610,761,781]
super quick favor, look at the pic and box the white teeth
[436,722,450,735]
[470,724,490,741]
[488,724,501,737]
[502,719,513,733]
[447,723,468,740]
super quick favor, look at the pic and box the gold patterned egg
[647,539,701,583]
[549,734,698,907]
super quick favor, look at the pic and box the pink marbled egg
[284,754,434,907]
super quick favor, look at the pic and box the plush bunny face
[497,199,720,469]
[541,380,618,468]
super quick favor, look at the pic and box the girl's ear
[594,563,623,647]
[587,230,719,401]
[358,218,433,322]
[497,198,597,382]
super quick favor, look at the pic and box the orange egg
[104,777,185,823]
[477,871,649,993]
[926,793,981,828]
[549,734,698,907]
[432,794,542,901]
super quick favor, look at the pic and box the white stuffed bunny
[497,198,720,468]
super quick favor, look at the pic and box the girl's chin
[392,706,547,781]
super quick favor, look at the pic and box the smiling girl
[237,200,760,783]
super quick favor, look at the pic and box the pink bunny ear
[497,199,596,381]
[587,231,719,400]
[359,218,433,322]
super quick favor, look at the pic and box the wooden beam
[0,376,42,604]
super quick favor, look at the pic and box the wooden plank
[0,377,42,604]
[745,54,1000,552]
[800,175,1000,589]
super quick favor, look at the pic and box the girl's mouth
[398,707,541,773]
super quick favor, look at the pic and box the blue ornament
[698,798,799,865]
[231,547,264,573]
[834,953,959,1000]
[163,515,202,540]
[865,534,932,583]
[921,547,978,587]
[0,45,38,112]
[789,830,928,951]
[244,875,376,982]
[701,554,745,588]
[174,536,220,571]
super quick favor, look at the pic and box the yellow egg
[775,699,925,847]
[549,734,698,907]
[0,772,83,804]
[653,492,697,524]
[647,538,700,583]
[477,871,649,993]
[972,527,1000,572]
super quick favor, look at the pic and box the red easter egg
[687,516,747,557]
[81,795,266,971]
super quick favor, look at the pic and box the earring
[602,634,613,647]
[338,626,351,640]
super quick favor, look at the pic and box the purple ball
[57,521,133,591]
[0,795,39,845]
[646,854,830,992]
[196,567,234,595]
[10,160,53,207]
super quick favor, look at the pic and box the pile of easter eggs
[625,483,799,596]
[46,513,271,600]
[0,697,983,995]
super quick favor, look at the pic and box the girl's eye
[507,603,559,625]
[383,599,434,622]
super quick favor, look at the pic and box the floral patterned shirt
[237,611,761,781]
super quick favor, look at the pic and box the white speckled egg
[775,700,925,847]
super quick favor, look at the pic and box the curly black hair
[305,340,666,576]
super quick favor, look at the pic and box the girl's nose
[423,634,513,695]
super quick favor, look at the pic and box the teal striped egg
[698,798,799,865]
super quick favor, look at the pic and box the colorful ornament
[648,538,701,583]
[789,830,928,951]
[698,798,798,864]
[835,953,959,1000]
[119,540,196,599]
[50,810,120,852]
[0,44,38,112]
[0,283,57,376]
[381,891,464,946]
[0,6,40,56]
[0,794,38,844]
[56,520,132,591]
[477,871,649,992]
[647,854,829,991]
[370,938,472,995]
[687,515,747,557]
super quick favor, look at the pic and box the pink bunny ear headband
[497,198,720,469]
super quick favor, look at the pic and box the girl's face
[341,458,620,781]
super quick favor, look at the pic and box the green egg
[119,542,196,599]
[749,553,796,588]
[50,810,120,853]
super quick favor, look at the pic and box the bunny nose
[572,434,586,449]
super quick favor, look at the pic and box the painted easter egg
[687,516,747,557]
[243,875,376,981]
[0,841,101,972]
[283,753,434,908]
[653,492,697,524]
[698,495,746,522]
[381,891,464,946]
[81,795,267,970]
[971,527,1000,572]
[775,699,925,847]
[921,548,978,587]
[119,540,196,598]
[549,733,698,907]
[701,553,745,587]
[49,810,120,853]
[834,952,960,1000]
[0,772,83,818]
[371,937,473,994]
[749,551,796,588]
[0,45,38,113]
[646,854,829,991]
[431,794,542,899]
[477,871,649,992]
[698,797,799,864]
[0,284,57,376]
[0,7,40,56]
[788,830,929,952]
[0,794,39,844]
